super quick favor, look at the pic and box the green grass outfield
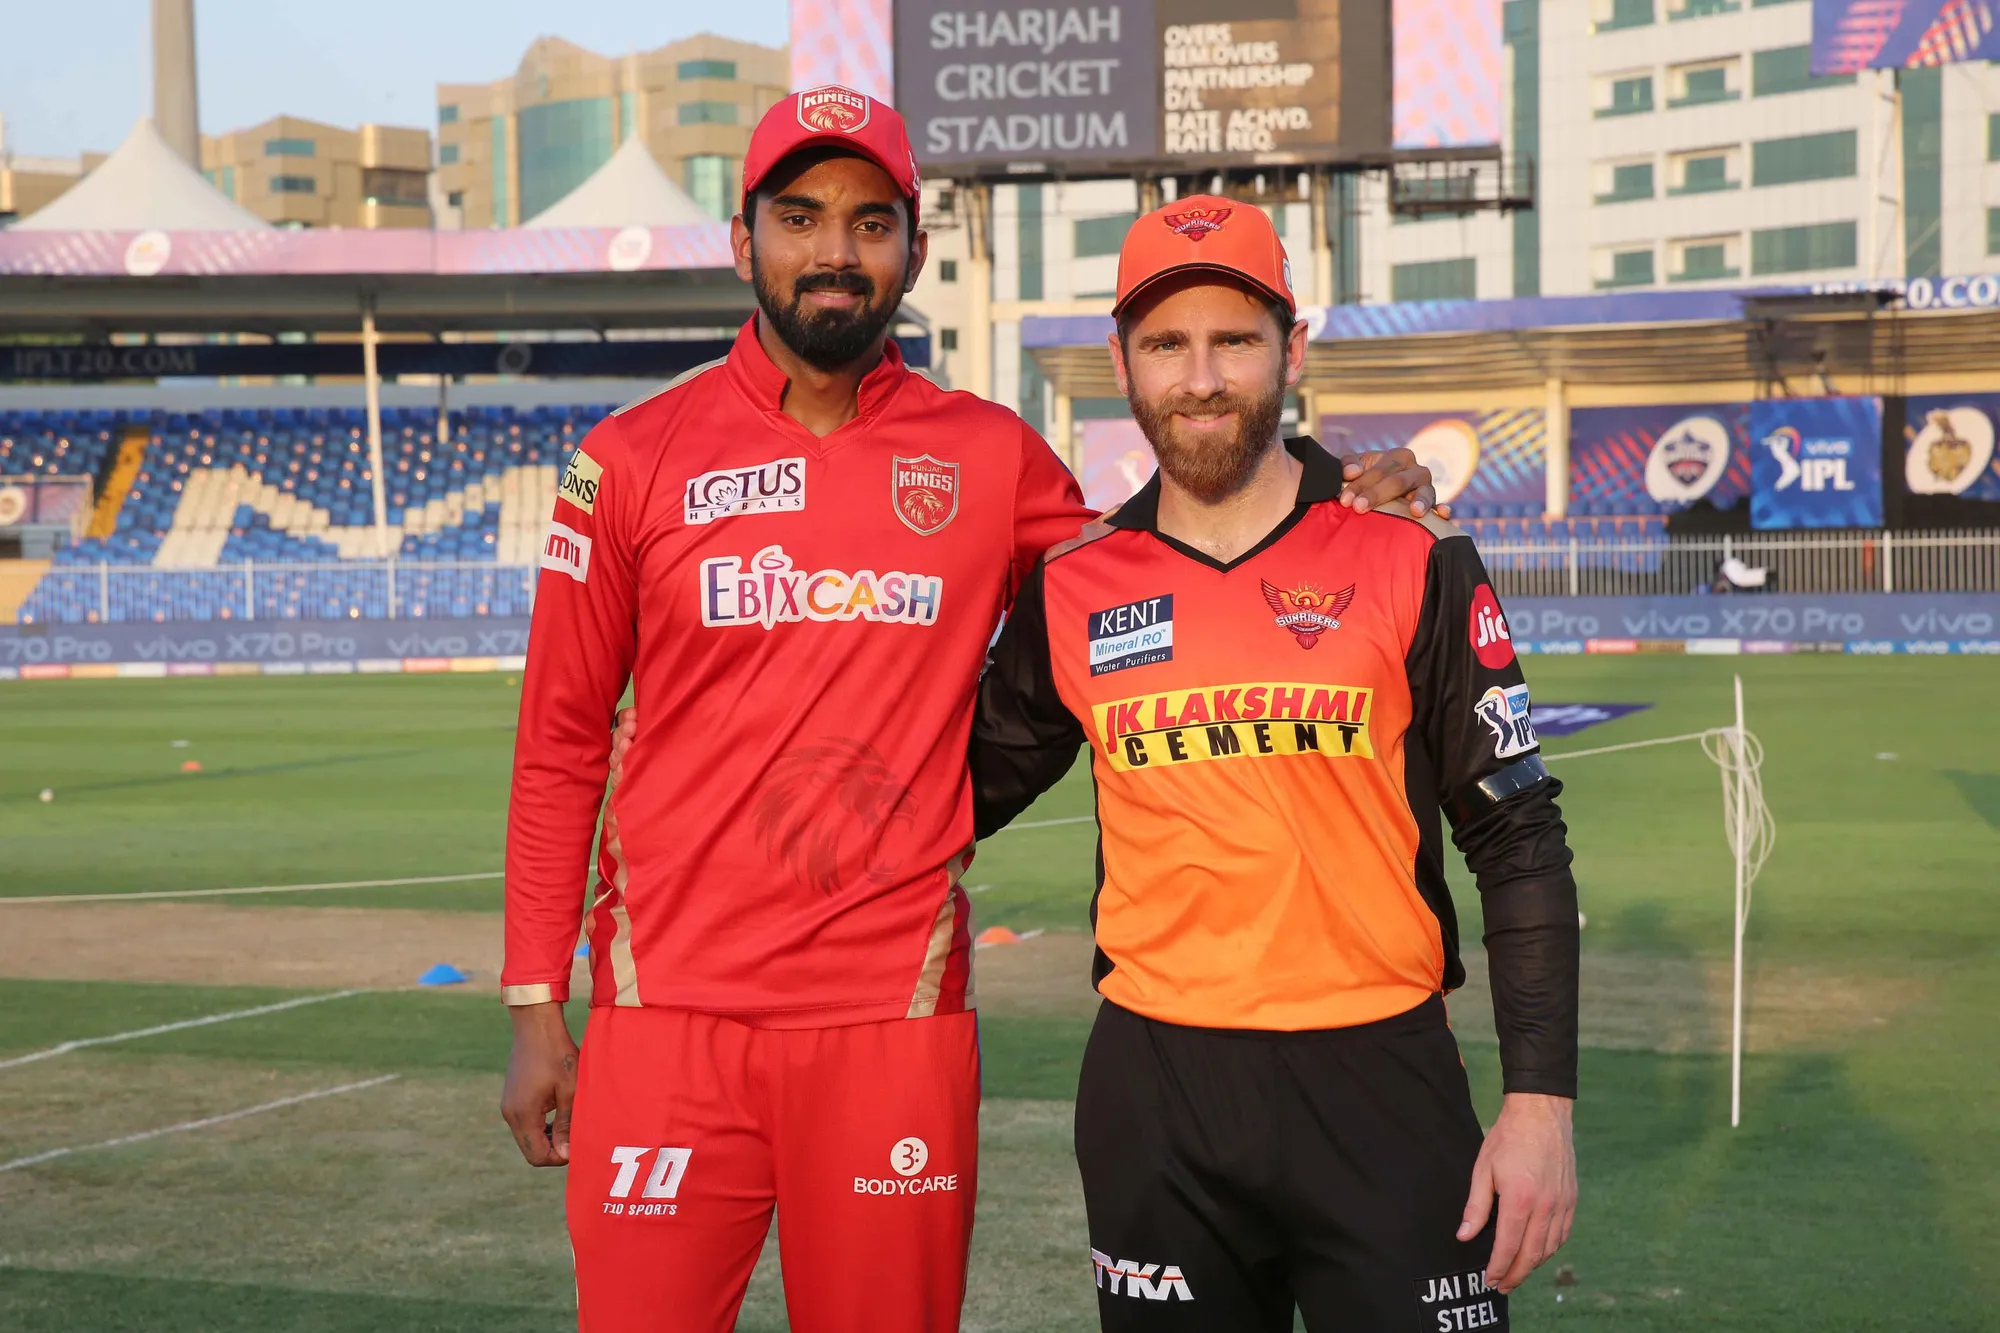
[1,658,1997,1329]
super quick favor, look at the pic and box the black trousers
[1074,996,1507,1333]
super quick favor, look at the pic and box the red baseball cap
[741,86,922,215]
[1113,195,1296,320]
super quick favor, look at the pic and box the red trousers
[565,1006,981,1332]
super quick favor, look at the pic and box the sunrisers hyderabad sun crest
[797,86,871,134]
[1261,580,1355,649]
[1163,206,1231,241]
[892,455,960,536]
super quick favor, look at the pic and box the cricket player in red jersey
[501,87,1442,1333]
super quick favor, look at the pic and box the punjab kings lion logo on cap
[1261,580,1356,649]
[892,455,959,536]
[1163,206,1232,241]
[797,85,871,134]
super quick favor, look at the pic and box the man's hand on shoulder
[1459,1092,1576,1293]
[609,706,638,784]
[1340,447,1449,519]
[500,1001,580,1167]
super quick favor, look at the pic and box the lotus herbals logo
[797,86,871,134]
[1163,206,1231,241]
[891,454,960,535]
[1260,580,1355,649]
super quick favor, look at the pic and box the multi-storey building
[0,116,101,225]
[434,34,789,228]
[919,0,1999,425]
[200,115,433,229]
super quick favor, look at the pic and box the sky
[0,0,792,160]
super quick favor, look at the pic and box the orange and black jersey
[971,438,1580,1098]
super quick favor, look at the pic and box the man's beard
[1128,373,1287,504]
[753,253,905,372]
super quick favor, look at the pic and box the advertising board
[1749,398,1883,530]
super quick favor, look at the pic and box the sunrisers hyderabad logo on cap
[1163,206,1232,241]
[892,455,960,536]
[797,85,871,134]
[1261,580,1355,649]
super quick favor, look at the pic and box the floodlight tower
[153,0,201,165]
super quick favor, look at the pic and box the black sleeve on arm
[970,558,1088,840]
[1407,531,1580,1099]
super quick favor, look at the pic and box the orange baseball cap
[1113,195,1296,320]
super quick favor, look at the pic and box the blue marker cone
[418,963,470,986]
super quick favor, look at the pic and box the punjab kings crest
[892,455,959,536]
[797,85,871,134]
[1260,580,1356,650]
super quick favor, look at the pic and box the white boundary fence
[1475,528,2000,599]
[15,529,2000,624]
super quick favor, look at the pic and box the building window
[447,191,464,209]
[1391,257,1477,302]
[1751,221,1857,274]
[678,59,737,81]
[619,91,634,142]
[686,154,732,221]
[1751,130,1858,186]
[269,175,316,194]
[1599,249,1656,288]
[939,259,958,283]
[1671,151,1737,194]
[1668,0,1739,17]
[940,328,959,351]
[1988,112,2000,161]
[678,101,739,126]
[519,97,615,220]
[264,137,316,158]
[1753,45,1856,95]
[439,104,459,125]
[1752,0,1804,7]
[1669,63,1738,107]
[491,116,509,225]
[1596,0,1654,30]
[1074,212,1139,258]
[1988,207,2000,255]
[1599,75,1654,117]
[1596,160,1654,203]
[1671,239,1739,281]
[363,168,429,207]
[203,165,237,199]
[439,144,459,165]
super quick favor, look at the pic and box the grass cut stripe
[0,990,369,1071]
[0,1074,400,1174]
[0,871,501,905]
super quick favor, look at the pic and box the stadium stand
[12,403,603,624]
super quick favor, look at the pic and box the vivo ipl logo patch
[700,544,943,629]
[1087,595,1173,676]
[1475,683,1537,759]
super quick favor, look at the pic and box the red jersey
[502,319,1091,1026]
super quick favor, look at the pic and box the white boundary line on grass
[0,990,369,1071]
[998,815,1095,831]
[0,1074,399,1174]
[1542,729,1722,762]
[0,871,502,906]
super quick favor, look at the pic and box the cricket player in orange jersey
[968,199,1580,1331]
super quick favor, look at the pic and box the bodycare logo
[797,85,871,134]
[855,1136,959,1197]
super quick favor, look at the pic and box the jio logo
[890,1136,929,1177]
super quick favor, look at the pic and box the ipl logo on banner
[1749,398,1883,530]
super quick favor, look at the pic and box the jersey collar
[725,315,910,420]
[1105,435,1342,534]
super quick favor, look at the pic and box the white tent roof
[524,135,713,229]
[12,118,269,232]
